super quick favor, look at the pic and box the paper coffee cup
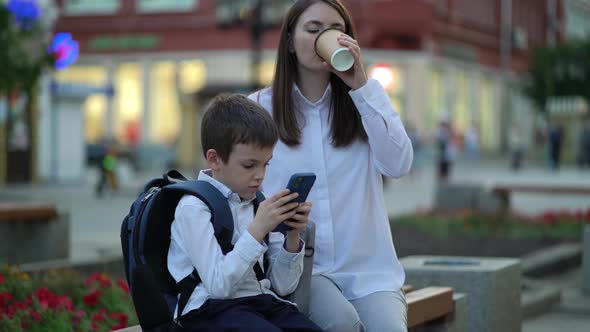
[314,28,355,72]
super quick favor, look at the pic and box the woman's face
[291,2,346,73]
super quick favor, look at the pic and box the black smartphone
[273,173,316,233]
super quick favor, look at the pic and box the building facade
[34,0,590,181]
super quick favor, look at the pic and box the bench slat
[0,203,58,222]
[406,286,453,328]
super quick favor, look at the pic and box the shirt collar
[197,170,255,203]
[293,81,332,108]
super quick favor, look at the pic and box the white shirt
[249,78,413,300]
[167,170,305,317]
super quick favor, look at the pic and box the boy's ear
[206,149,222,170]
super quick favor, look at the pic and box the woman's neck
[296,68,330,103]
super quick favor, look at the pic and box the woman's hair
[272,0,367,147]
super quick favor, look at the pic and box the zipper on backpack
[133,187,160,265]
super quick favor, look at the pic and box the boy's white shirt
[167,170,305,318]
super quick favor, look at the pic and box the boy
[167,94,322,332]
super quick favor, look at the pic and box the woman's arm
[349,78,414,178]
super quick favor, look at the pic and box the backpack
[120,170,267,331]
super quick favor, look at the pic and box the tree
[523,38,590,114]
[0,3,55,97]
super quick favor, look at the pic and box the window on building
[64,0,119,15]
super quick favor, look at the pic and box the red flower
[72,309,86,325]
[542,210,557,225]
[0,291,14,307]
[85,273,112,288]
[33,288,54,309]
[30,310,42,322]
[117,279,130,294]
[57,295,73,311]
[83,290,102,307]
[110,312,129,330]
[91,308,107,329]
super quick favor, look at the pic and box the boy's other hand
[284,202,312,252]
[248,190,299,242]
[284,202,312,234]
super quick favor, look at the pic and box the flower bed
[391,208,590,258]
[0,265,138,331]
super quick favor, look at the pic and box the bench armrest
[285,220,315,315]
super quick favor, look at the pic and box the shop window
[149,61,181,145]
[429,69,444,132]
[479,79,496,150]
[54,65,108,143]
[84,95,107,143]
[179,60,206,94]
[114,63,143,145]
[453,71,469,135]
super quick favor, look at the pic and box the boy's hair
[201,93,279,163]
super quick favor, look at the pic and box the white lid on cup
[331,47,354,71]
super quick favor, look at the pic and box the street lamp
[216,0,292,90]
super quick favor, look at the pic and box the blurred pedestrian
[436,116,454,181]
[577,119,590,169]
[548,122,564,170]
[509,124,524,171]
[406,123,424,178]
[464,122,480,162]
[96,141,119,197]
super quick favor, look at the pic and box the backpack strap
[165,180,234,320]
[252,191,270,278]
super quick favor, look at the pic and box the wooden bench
[0,202,68,263]
[405,286,455,329]
[492,184,590,216]
[113,286,455,332]
[0,202,58,221]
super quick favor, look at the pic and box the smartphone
[273,173,316,233]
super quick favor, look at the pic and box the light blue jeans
[308,275,408,332]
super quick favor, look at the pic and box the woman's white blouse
[249,78,413,300]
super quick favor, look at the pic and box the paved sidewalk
[1,158,589,330]
[522,268,590,332]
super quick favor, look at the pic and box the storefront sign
[89,35,160,51]
[64,0,119,15]
[138,0,197,13]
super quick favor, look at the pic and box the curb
[521,243,582,278]
[19,254,125,279]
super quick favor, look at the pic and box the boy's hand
[248,190,299,243]
[284,202,312,253]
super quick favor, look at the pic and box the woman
[250,1,413,331]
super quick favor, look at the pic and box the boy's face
[211,143,274,200]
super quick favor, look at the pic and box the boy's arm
[173,196,266,299]
[265,231,305,296]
